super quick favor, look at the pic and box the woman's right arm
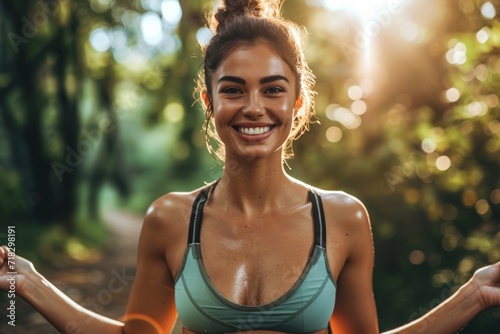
[122,196,180,333]
[0,195,181,334]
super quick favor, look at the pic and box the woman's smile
[235,125,272,136]
[232,123,277,143]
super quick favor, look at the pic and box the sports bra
[174,182,337,333]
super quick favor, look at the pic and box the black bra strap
[187,182,216,245]
[308,188,327,249]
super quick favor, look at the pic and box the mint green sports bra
[175,183,337,333]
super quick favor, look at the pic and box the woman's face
[204,41,301,163]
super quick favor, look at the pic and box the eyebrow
[217,75,290,85]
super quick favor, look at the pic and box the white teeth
[238,126,271,135]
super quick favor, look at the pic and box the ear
[293,98,303,117]
[201,90,211,109]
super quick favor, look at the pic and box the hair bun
[210,0,282,33]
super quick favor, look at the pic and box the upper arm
[326,193,379,334]
[123,198,180,334]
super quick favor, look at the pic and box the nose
[242,91,265,118]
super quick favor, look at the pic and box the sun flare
[323,0,397,17]
[322,0,408,73]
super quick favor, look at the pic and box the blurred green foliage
[0,0,499,331]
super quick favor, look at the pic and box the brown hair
[198,0,316,163]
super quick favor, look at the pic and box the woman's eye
[265,86,285,94]
[222,87,242,94]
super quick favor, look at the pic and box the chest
[197,207,320,306]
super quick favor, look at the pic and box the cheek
[212,104,234,137]
[277,100,296,123]
[213,104,229,125]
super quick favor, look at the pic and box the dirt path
[0,211,183,334]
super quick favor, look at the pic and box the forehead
[214,42,295,82]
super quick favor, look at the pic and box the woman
[1,0,499,333]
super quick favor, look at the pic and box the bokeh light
[325,126,343,143]
[351,100,367,115]
[326,105,362,129]
[480,2,497,20]
[435,155,451,171]
[141,0,161,11]
[163,102,185,123]
[446,42,467,65]
[421,138,437,153]
[485,94,499,108]
[141,12,163,45]
[476,26,491,44]
[474,64,489,81]
[464,101,487,118]
[161,0,182,26]
[462,190,478,207]
[491,189,500,204]
[90,28,111,52]
[444,87,460,103]
[475,199,490,215]
[409,250,425,265]
[90,0,115,13]
[347,85,363,100]
[196,27,214,46]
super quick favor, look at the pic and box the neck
[214,155,300,215]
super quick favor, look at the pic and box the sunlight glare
[323,0,395,16]
[323,0,406,73]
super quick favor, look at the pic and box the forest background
[0,0,499,332]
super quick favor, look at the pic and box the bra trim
[196,244,324,311]
[179,245,333,327]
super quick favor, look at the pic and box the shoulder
[313,187,372,239]
[314,188,369,221]
[140,185,210,246]
[135,184,214,281]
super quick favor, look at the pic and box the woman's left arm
[383,261,500,334]
[325,192,379,334]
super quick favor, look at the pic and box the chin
[231,148,282,163]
